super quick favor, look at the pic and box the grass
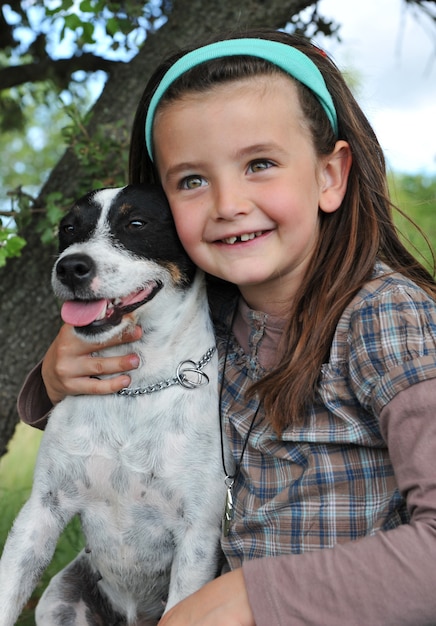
[0,423,85,624]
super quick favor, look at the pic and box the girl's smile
[154,75,349,313]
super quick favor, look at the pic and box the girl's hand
[159,569,255,626]
[41,323,142,405]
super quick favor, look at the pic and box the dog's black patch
[58,554,126,625]
[59,185,196,284]
[108,185,195,283]
[58,192,103,252]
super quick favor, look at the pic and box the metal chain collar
[117,347,216,397]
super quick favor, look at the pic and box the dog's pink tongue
[61,299,107,326]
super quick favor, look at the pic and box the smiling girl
[19,28,436,625]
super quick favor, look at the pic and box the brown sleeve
[242,379,436,625]
[16,361,52,430]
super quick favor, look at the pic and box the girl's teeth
[223,231,263,244]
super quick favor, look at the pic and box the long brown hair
[128,28,436,433]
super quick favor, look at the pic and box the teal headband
[145,38,338,160]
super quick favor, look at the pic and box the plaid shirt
[210,263,436,570]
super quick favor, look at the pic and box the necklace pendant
[223,477,235,537]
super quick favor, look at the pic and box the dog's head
[52,184,196,342]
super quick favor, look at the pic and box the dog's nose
[56,253,96,290]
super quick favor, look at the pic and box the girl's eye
[180,175,206,190]
[248,160,274,173]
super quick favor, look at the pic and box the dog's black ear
[120,184,172,219]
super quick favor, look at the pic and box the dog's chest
[32,387,224,599]
[39,391,221,519]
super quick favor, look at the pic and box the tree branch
[0,53,120,91]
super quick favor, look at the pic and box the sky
[315,0,436,175]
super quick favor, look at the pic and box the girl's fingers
[62,371,134,398]
[86,324,143,353]
[56,324,142,359]
[42,324,142,404]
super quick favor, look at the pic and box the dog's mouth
[60,281,162,331]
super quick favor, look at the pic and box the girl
[19,29,436,625]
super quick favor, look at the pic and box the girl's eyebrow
[233,143,289,162]
[160,161,205,184]
[162,143,286,182]
[235,143,282,157]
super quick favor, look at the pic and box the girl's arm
[242,378,436,626]
[17,324,142,428]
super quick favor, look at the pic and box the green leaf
[79,0,95,13]
[7,234,26,256]
[46,204,65,226]
[106,17,120,36]
[0,230,26,266]
[44,6,63,17]
[81,21,96,44]
[64,13,84,32]
[117,18,134,35]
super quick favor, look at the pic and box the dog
[0,184,232,625]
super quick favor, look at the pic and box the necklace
[219,300,261,537]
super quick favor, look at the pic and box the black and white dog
[0,184,231,625]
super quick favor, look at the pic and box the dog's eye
[127,220,146,230]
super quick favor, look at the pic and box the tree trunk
[0,0,313,456]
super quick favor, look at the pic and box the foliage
[0,228,26,267]
[28,100,130,246]
[0,85,70,263]
[60,102,129,188]
[0,59,105,260]
[2,97,130,259]
[2,0,168,70]
[390,172,436,273]
[43,0,166,54]
[287,2,341,39]
[0,0,164,262]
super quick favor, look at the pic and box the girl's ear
[319,140,352,214]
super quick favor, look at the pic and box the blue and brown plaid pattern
[211,263,436,569]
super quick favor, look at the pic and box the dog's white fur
[0,186,231,625]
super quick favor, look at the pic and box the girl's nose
[212,184,253,220]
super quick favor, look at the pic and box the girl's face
[154,74,350,313]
